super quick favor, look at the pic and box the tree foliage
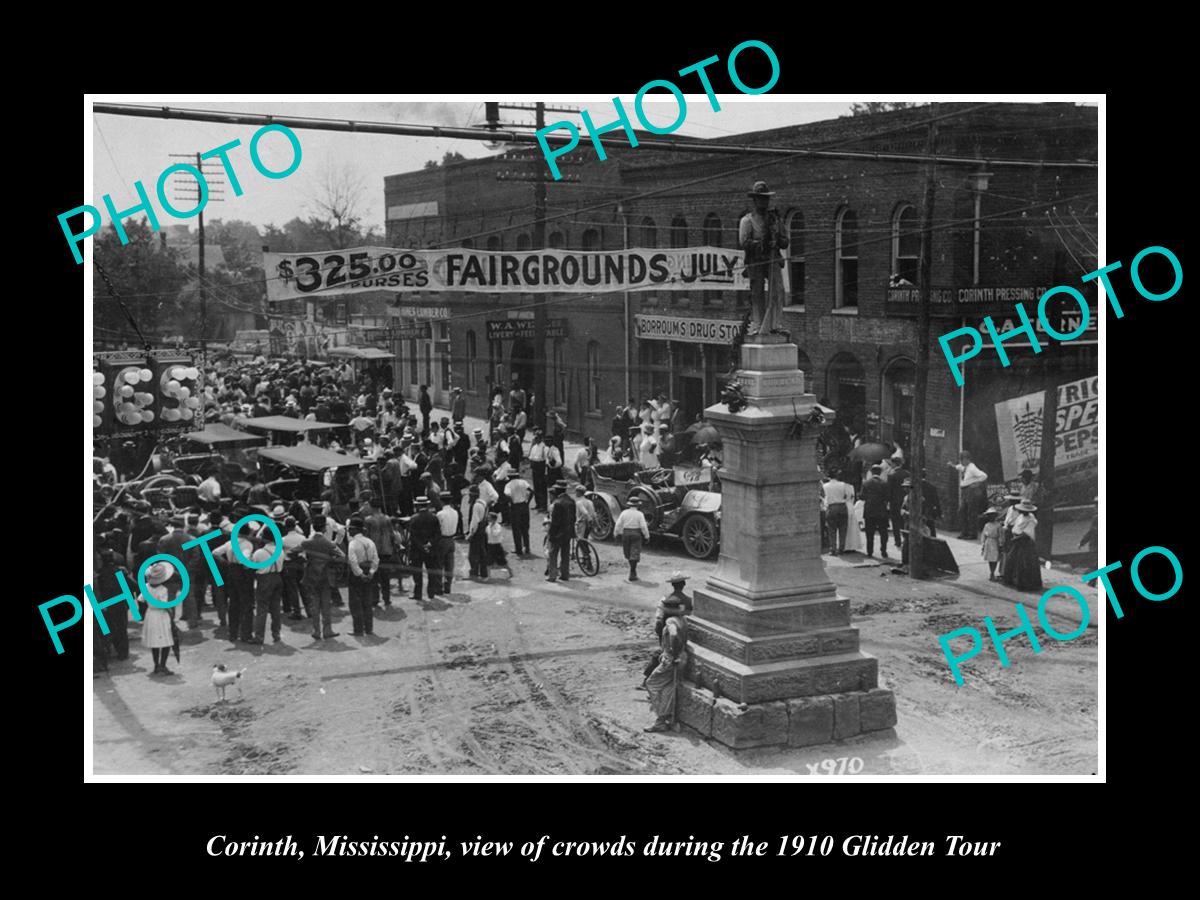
[847,102,926,116]
[93,219,189,343]
[424,150,467,169]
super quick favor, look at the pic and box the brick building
[380,103,1098,507]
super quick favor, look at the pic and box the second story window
[835,207,858,309]
[892,204,919,286]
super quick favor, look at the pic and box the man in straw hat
[738,180,790,337]
[644,582,690,733]
[641,571,693,688]
[614,495,651,582]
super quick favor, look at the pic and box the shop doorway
[677,375,704,427]
[510,338,535,396]
[827,352,868,436]
[881,357,916,455]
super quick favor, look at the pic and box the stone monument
[677,336,898,748]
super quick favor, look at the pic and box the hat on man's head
[348,516,365,530]
[627,495,641,506]
[439,490,452,501]
[1015,501,1038,513]
[169,514,185,527]
[747,180,775,197]
[574,484,586,496]
[414,496,430,508]
[666,570,687,585]
[551,480,570,493]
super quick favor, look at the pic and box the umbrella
[692,424,721,445]
[848,442,892,464]
[170,620,181,663]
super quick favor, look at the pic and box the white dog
[211,663,247,702]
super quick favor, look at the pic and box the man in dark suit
[860,465,891,558]
[407,496,442,601]
[546,480,576,583]
[887,460,911,548]
[300,515,344,640]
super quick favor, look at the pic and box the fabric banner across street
[994,375,1099,484]
[265,246,749,301]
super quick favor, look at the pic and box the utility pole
[1037,376,1057,560]
[170,153,225,365]
[909,110,938,580]
[533,101,548,430]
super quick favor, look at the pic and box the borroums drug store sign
[634,314,744,344]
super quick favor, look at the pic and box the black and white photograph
[84,95,1102,778]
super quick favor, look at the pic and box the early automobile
[586,461,721,559]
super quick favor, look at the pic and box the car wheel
[592,500,614,540]
[682,514,717,559]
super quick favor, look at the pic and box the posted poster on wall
[993,375,1099,485]
[264,246,749,301]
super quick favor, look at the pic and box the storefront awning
[327,346,395,361]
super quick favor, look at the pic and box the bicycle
[542,532,600,577]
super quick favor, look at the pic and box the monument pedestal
[678,339,897,749]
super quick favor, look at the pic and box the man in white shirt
[345,517,379,636]
[435,492,459,593]
[614,496,651,581]
[281,516,308,621]
[250,530,285,644]
[197,472,222,509]
[505,474,533,556]
[822,471,855,555]
[528,432,549,512]
[951,451,989,540]
[573,485,597,540]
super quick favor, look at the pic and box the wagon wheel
[591,500,614,540]
[682,514,718,559]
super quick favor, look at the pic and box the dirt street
[92,526,1098,776]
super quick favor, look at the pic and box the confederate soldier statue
[738,180,790,338]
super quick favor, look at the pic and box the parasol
[848,442,892,464]
[692,424,721,445]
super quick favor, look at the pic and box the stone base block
[711,697,788,749]
[677,683,716,737]
[787,696,834,747]
[681,680,897,750]
[688,617,861,665]
[859,687,898,732]
[688,642,879,703]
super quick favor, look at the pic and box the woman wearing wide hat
[1001,501,1042,591]
[140,560,180,676]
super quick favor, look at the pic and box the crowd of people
[89,356,622,673]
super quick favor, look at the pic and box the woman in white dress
[844,486,863,553]
[140,561,178,676]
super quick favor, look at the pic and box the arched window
[486,235,501,252]
[462,238,475,249]
[516,233,531,251]
[835,208,858,309]
[881,356,916,453]
[702,213,722,246]
[670,215,688,249]
[581,228,600,250]
[640,217,657,248]
[465,329,477,391]
[786,210,806,306]
[892,204,919,286]
[548,231,565,249]
[587,341,601,412]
